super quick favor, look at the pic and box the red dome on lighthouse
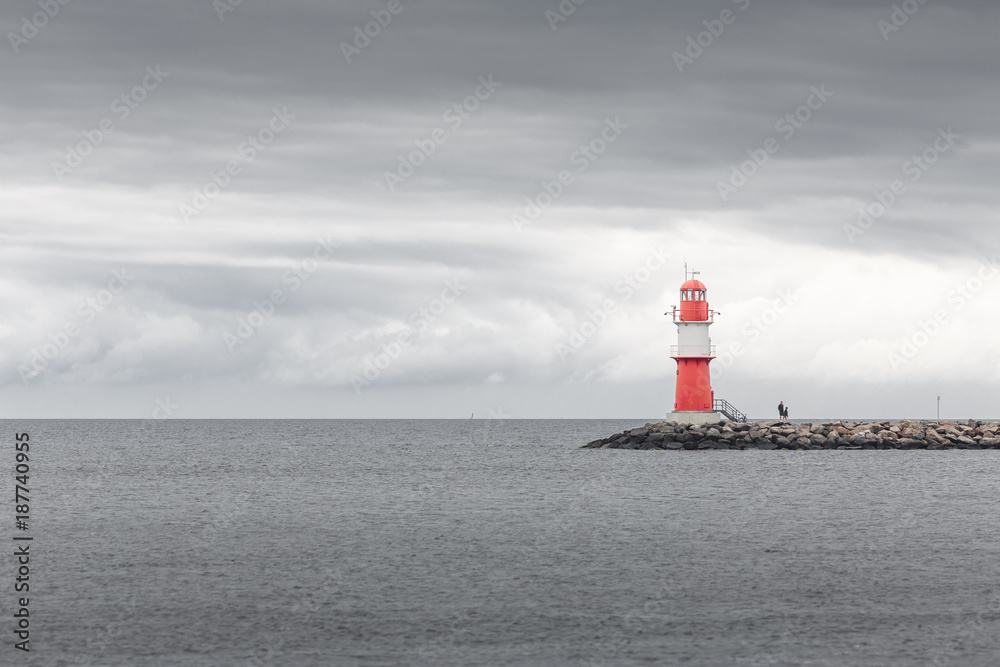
[678,279,708,321]
[680,279,706,293]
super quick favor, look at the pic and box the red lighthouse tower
[666,268,724,424]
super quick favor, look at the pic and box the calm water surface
[7,419,1000,666]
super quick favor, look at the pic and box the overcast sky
[2,0,998,419]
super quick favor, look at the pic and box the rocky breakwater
[583,420,1000,450]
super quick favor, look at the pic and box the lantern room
[677,279,709,322]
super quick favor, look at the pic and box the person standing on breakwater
[778,401,785,421]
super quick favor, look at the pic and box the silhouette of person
[778,401,784,421]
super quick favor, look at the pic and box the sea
[7,418,1000,666]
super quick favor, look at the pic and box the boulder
[584,419,1000,451]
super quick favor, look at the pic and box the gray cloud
[1,0,999,417]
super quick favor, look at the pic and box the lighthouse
[665,268,725,424]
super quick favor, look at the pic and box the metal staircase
[714,399,747,423]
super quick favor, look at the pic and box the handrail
[714,398,747,423]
